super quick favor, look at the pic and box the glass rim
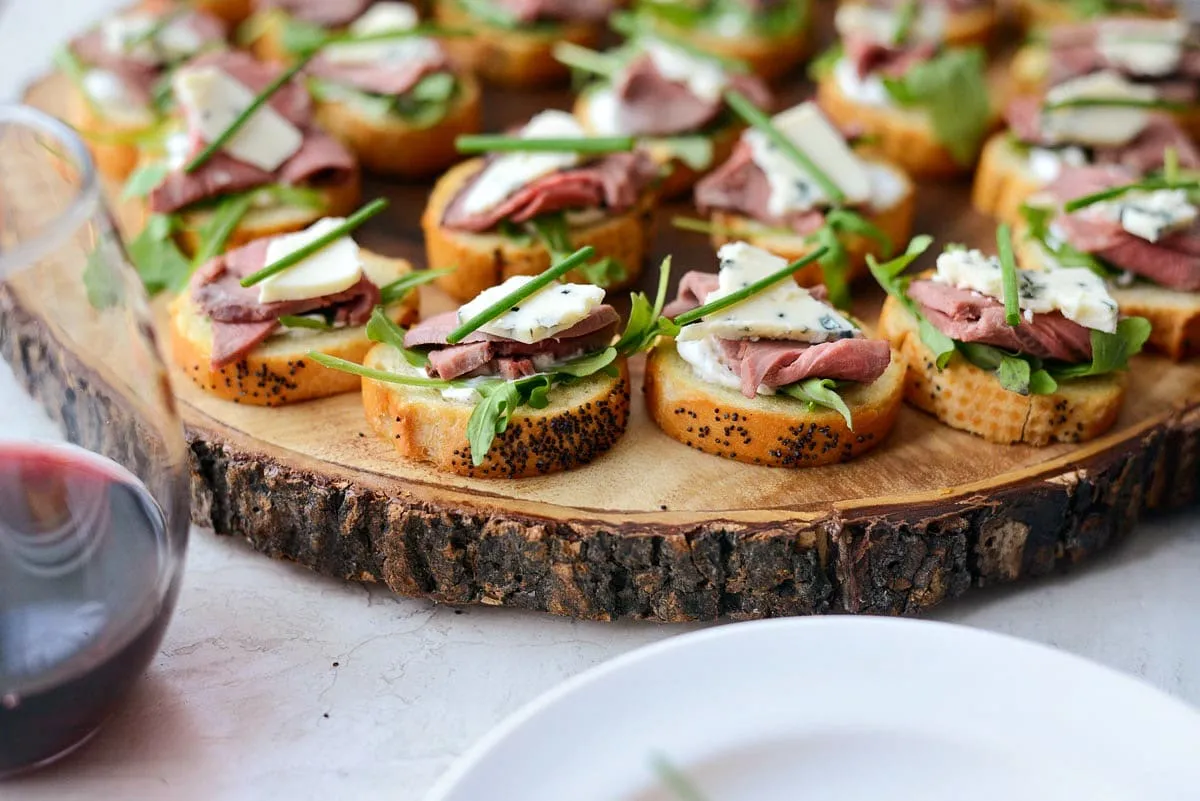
[0,104,100,280]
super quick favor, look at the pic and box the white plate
[426,618,1200,801]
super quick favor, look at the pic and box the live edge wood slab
[13,67,1200,622]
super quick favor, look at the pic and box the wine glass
[0,104,190,776]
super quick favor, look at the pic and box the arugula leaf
[465,380,522,466]
[122,162,169,200]
[574,257,628,289]
[866,234,934,296]
[881,47,990,166]
[264,184,326,210]
[279,314,335,331]
[615,256,678,353]
[191,192,254,266]
[1048,317,1151,380]
[918,318,958,369]
[497,219,534,247]
[367,307,429,368]
[1029,369,1059,395]
[378,268,451,306]
[780,378,853,428]
[809,44,844,80]
[808,209,893,309]
[394,73,458,127]
[557,347,619,378]
[280,16,329,55]
[127,214,192,295]
[83,240,123,311]
[528,214,625,288]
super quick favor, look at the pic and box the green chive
[671,246,829,327]
[280,315,334,330]
[723,89,845,204]
[324,24,473,46]
[379,268,453,306]
[239,198,389,288]
[892,0,919,45]
[1064,179,1200,212]
[446,246,596,344]
[455,134,635,155]
[185,52,314,174]
[309,352,452,387]
[1164,146,1180,185]
[1042,97,1192,112]
[553,41,619,78]
[996,223,1021,328]
[671,215,795,239]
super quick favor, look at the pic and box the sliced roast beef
[844,35,936,79]
[148,54,355,213]
[408,307,620,381]
[441,152,656,233]
[497,0,615,24]
[1006,100,1200,173]
[694,140,827,235]
[257,0,373,27]
[308,45,450,96]
[612,54,771,137]
[191,238,380,368]
[662,272,721,318]
[908,280,1094,362]
[715,337,891,399]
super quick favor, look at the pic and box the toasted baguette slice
[169,251,420,406]
[312,73,482,178]
[422,158,654,302]
[434,1,602,87]
[706,161,915,288]
[877,294,1127,445]
[362,344,632,477]
[644,342,905,467]
[1017,235,1200,360]
[817,71,995,178]
[972,132,1046,225]
[127,165,362,258]
[143,0,252,26]
[66,85,149,180]
[1012,0,1177,30]
[574,93,744,199]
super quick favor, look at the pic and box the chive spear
[455,134,636,154]
[185,52,314,174]
[1042,97,1191,112]
[996,223,1021,328]
[723,88,845,204]
[671,246,830,327]
[239,198,389,288]
[446,246,597,344]
[1064,179,1200,213]
[308,353,452,387]
[553,41,620,78]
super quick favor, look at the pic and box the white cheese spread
[833,57,893,108]
[676,336,775,395]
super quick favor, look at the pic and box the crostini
[170,210,423,406]
[837,0,999,49]
[690,101,914,308]
[422,110,658,301]
[645,242,906,467]
[58,7,227,179]
[561,32,773,197]
[143,0,254,28]
[974,70,1199,224]
[814,2,995,178]
[123,51,361,291]
[1018,165,1200,360]
[1008,18,1200,138]
[872,235,1150,446]
[292,3,483,177]
[624,0,813,82]
[323,247,651,477]
[435,0,613,88]
[239,0,375,62]
[1013,0,1178,30]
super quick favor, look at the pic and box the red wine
[0,443,180,776]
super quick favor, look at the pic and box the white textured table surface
[3,5,1200,799]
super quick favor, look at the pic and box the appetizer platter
[5,0,1200,623]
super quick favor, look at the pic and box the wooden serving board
[15,53,1200,622]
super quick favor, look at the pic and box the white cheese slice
[744,102,872,217]
[457,276,606,344]
[322,1,442,67]
[459,110,586,217]
[834,2,948,45]
[1097,19,1188,78]
[1106,188,1198,243]
[676,242,860,343]
[82,69,155,127]
[103,12,204,64]
[174,66,304,172]
[258,218,364,304]
[642,38,730,103]
[1041,70,1156,147]
[934,248,1118,333]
